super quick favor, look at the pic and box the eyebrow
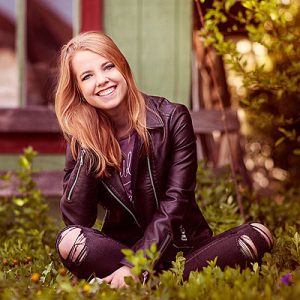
[79,60,111,78]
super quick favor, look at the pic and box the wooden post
[73,0,81,37]
[16,0,26,107]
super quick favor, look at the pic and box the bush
[0,149,300,299]
[199,0,300,185]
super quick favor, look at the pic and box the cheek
[120,77,128,91]
[79,82,93,96]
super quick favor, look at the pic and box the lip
[96,85,117,97]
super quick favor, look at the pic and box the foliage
[0,150,300,299]
[195,162,243,234]
[199,0,300,183]
[196,161,300,233]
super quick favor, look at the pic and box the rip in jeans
[238,223,273,261]
[57,227,88,266]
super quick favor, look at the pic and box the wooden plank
[140,0,176,100]
[0,171,63,198]
[0,107,64,153]
[81,0,103,32]
[0,107,60,133]
[189,109,240,133]
[104,0,140,78]
[73,0,81,36]
[104,0,191,106]
[0,134,65,153]
[16,0,26,107]
[175,0,192,104]
[0,154,65,171]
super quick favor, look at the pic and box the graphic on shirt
[119,133,135,203]
[120,151,132,179]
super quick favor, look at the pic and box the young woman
[55,31,273,289]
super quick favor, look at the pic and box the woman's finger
[102,273,113,283]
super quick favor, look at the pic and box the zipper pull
[80,151,84,165]
[180,225,188,242]
[80,149,86,164]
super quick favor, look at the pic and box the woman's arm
[60,145,99,227]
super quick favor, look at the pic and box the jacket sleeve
[60,145,98,227]
[121,104,205,267]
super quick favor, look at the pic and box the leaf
[242,1,254,10]
[121,249,133,256]
[293,149,300,155]
[252,262,259,273]
[275,137,285,147]
[13,198,26,207]
[19,157,30,169]
[150,243,157,253]
[59,282,74,293]
[41,262,54,283]
[225,0,237,12]
[240,98,250,106]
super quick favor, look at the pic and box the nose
[96,71,108,87]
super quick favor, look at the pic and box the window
[0,0,74,108]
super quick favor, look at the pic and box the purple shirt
[118,132,136,203]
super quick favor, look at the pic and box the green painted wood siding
[0,155,65,171]
[104,0,192,106]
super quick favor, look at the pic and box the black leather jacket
[60,95,212,269]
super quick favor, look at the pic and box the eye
[104,63,115,71]
[82,74,92,81]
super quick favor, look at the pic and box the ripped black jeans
[56,222,273,281]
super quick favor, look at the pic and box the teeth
[97,87,115,96]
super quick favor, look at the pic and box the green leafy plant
[1,149,300,299]
[198,0,300,184]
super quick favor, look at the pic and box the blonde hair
[55,31,149,177]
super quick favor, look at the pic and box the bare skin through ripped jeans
[56,222,273,281]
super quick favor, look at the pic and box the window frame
[0,0,103,153]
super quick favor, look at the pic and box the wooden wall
[0,0,193,198]
[104,0,192,106]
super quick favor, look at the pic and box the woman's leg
[183,222,273,280]
[56,225,127,279]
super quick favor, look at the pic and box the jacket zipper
[147,157,159,209]
[102,181,141,228]
[179,225,188,242]
[159,232,172,256]
[67,149,85,201]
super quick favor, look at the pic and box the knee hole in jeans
[250,222,273,248]
[238,235,258,261]
[238,223,273,261]
[57,226,87,264]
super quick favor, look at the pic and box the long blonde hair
[55,31,149,177]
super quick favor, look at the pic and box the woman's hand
[102,265,138,289]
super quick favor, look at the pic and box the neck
[106,103,130,139]
[113,117,130,139]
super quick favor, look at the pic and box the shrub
[0,149,300,299]
[198,0,300,184]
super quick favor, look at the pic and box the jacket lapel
[102,169,134,211]
[145,96,164,129]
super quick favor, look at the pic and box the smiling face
[72,50,128,117]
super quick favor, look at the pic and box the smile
[96,86,116,97]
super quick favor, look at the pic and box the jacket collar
[144,95,164,129]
